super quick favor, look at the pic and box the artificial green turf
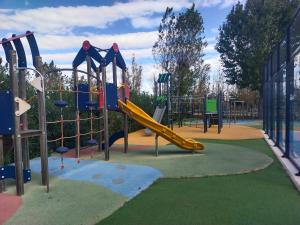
[97,139,300,225]
[5,174,127,225]
[108,143,272,178]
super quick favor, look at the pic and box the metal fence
[263,7,300,174]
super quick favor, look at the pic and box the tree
[216,0,299,91]
[127,54,142,94]
[153,4,210,97]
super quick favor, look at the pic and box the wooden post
[35,56,49,191]
[74,69,80,159]
[96,68,103,151]
[121,69,128,153]
[11,50,24,195]
[19,68,30,170]
[0,136,5,192]
[155,134,158,157]
[102,66,109,160]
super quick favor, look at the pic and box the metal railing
[263,6,300,174]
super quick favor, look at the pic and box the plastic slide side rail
[118,100,204,151]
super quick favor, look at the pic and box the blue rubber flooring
[30,157,163,198]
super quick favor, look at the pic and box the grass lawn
[97,139,300,225]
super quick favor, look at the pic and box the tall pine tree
[153,4,210,97]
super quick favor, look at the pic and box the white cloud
[131,16,162,29]
[195,0,221,8]
[206,36,217,43]
[140,63,161,93]
[219,0,246,8]
[204,55,221,73]
[204,43,216,54]
[0,0,245,35]
[0,0,238,93]
[210,27,219,34]
[0,1,190,34]
[35,31,158,51]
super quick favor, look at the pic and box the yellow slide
[118,100,204,152]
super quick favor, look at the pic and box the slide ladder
[118,100,204,151]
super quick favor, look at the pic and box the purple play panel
[30,157,162,198]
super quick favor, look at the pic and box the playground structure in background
[151,72,224,134]
[0,32,204,196]
[168,94,258,132]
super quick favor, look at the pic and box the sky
[0,0,243,93]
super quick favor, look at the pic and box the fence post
[276,45,280,147]
[284,27,291,158]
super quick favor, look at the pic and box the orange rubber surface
[0,193,22,225]
[115,124,263,146]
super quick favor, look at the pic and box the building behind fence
[264,6,300,174]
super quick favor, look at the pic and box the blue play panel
[30,157,162,198]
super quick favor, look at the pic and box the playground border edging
[262,131,300,193]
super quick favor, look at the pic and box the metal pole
[73,69,81,159]
[35,56,49,192]
[102,66,109,160]
[0,136,5,192]
[112,56,117,86]
[234,101,236,123]
[86,56,93,143]
[159,82,161,97]
[11,50,24,195]
[203,95,207,133]
[169,75,173,130]
[86,56,92,101]
[285,27,292,158]
[121,69,128,153]
[276,44,280,147]
[229,100,231,127]
[270,54,274,140]
[96,68,103,151]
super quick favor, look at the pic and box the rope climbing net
[44,68,104,168]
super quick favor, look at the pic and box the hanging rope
[52,77,70,169]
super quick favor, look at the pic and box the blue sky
[0,0,242,92]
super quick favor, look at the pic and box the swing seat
[55,146,69,154]
[54,100,68,108]
[86,139,97,146]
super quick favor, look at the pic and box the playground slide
[102,131,125,149]
[118,100,204,151]
[144,106,166,136]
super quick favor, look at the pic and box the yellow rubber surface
[115,124,263,146]
[118,100,204,151]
